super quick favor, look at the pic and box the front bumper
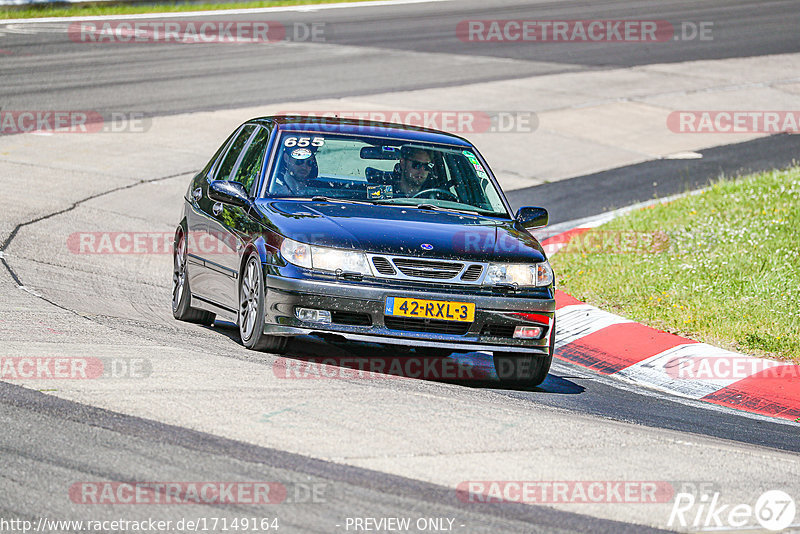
[263,275,555,355]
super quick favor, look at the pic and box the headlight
[312,246,371,274]
[280,238,371,275]
[280,238,312,269]
[485,261,553,287]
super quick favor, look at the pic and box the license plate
[385,297,475,322]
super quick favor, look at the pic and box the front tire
[239,252,288,353]
[493,318,555,387]
[172,229,215,325]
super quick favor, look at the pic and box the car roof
[249,115,474,147]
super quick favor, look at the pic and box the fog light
[513,326,543,339]
[295,308,332,324]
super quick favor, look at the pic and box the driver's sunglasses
[406,159,434,171]
[290,157,316,167]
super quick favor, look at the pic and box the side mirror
[208,180,250,208]
[515,206,548,229]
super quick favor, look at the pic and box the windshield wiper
[308,196,376,205]
[414,203,489,216]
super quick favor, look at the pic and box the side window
[215,125,256,181]
[202,129,239,179]
[230,126,270,194]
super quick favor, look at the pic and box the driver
[271,146,318,195]
[392,146,436,197]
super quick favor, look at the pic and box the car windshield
[263,132,509,216]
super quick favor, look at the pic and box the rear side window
[231,126,270,194]
[215,124,256,181]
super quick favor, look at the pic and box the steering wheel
[412,188,458,202]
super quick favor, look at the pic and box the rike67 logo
[668,490,796,531]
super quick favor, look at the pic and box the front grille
[331,311,372,326]
[392,258,464,280]
[371,256,396,275]
[461,264,483,282]
[367,254,486,285]
[384,316,471,335]
[480,324,516,338]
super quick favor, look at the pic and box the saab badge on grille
[420,243,434,250]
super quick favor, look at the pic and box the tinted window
[231,126,270,194]
[215,125,256,181]
[202,129,240,179]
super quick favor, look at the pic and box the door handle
[192,188,202,201]
[213,202,223,216]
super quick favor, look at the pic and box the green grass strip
[2,0,373,19]
[551,166,800,362]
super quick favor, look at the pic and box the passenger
[272,146,318,195]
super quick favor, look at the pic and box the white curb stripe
[555,304,632,349]
[615,344,786,399]
[616,344,738,399]
[542,241,569,256]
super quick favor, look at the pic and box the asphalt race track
[1,1,800,532]
[2,0,800,115]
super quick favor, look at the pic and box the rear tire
[172,229,215,325]
[239,252,288,354]
[493,318,555,387]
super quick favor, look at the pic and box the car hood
[255,200,546,262]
